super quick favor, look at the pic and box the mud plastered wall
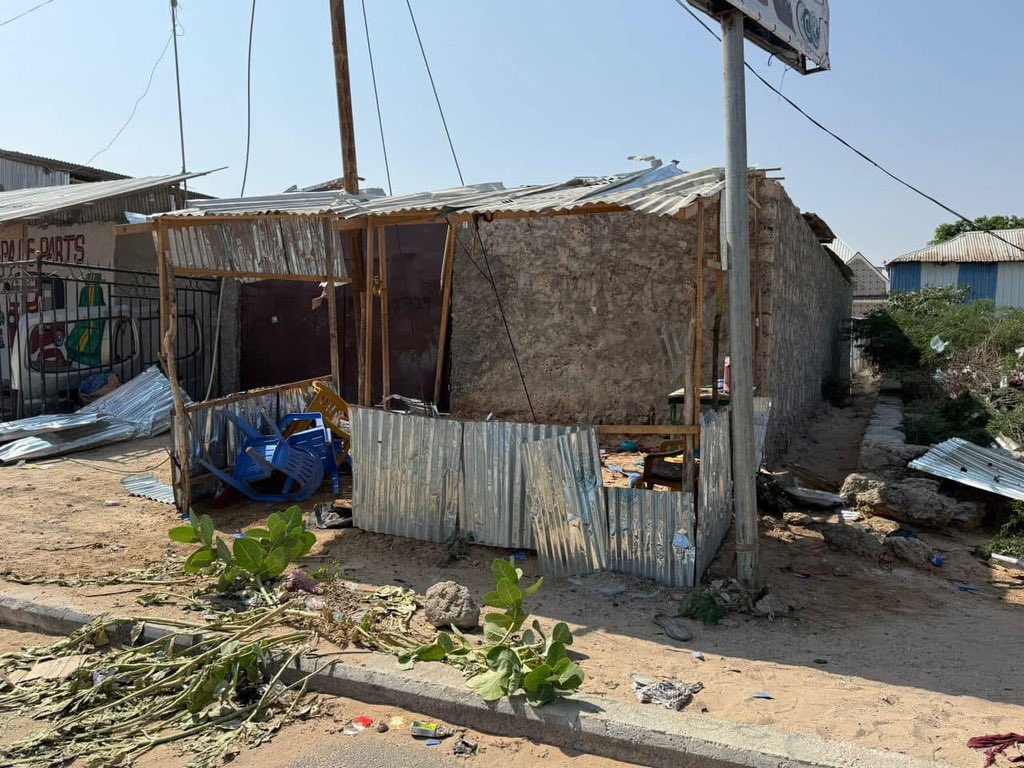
[448,212,703,425]
[757,180,853,463]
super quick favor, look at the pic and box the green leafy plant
[398,559,584,707]
[983,501,1024,561]
[168,507,316,593]
[680,591,725,626]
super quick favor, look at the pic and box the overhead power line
[0,0,56,28]
[240,0,257,196]
[404,0,465,186]
[359,0,393,195]
[671,0,1024,259]
[86,34,174,165]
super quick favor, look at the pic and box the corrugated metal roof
[0,149,128,183]
[826,237,861,263]
[0,171,210,224]
[158,165,728,223]
[889,229,1024,265]
[909,437,1024,501]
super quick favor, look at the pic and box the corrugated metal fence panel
[889,262,921,293]
[0,158,69,191]
[958,262,998,302]
[696,407,732,581]
[461,420,577,549]
[606,488,695,587]
[753,397,772,469]
[167,217,348,281]
[996,263,1024,309]
[522,429,609,578]
[187,383,312,475]
[910,437,1024,502]
[350,407,461,543]
[920,262,959,289]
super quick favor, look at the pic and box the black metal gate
[0,258,220,419]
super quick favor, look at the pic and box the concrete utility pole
[329,0,366,401]
[721,9,760,587]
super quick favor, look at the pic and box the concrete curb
[0,594,946,768]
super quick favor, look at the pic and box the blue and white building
[887,229,1024,307]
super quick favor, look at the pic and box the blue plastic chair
[278,412,340,495]
[198,411,324,503]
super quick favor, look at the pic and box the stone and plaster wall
[757,180,852,462]
[448,180,852,464]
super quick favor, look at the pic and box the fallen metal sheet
[0,421,139,463]
[350,406,462,543]
[606,488,696,587]
[753,396,772,469]
[910,437,1024,502]
[696,408,732,582]
[522,429,609,578]
[0,367,177,464]
[461,420,577,549]
[122,473,175,505]
[0,412,101,444]
[786,486,843,508]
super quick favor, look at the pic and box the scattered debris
[376,723,389,733]
[753,693,775,700]
[597,584,628,597]
[930,553,945,567]
[692,651,705,661]
[453,736,478,757]
[620,441,639,452]
[967,732,1024,767]
[412,721,454,739]
[819,520,884,559]
[284,569,323,594]
[832,564,851,577]
[5,654,91,685]
[653,614,693,642]
[840,509,860,522]
[991,553,1024,571]
[423,581,480,630]
[954,582,981,593]
[121,473,175,505]
[313,500,353,530]
[632,676,704,711]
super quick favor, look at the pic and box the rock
[783,511,813,528]
[885,535,933,566]
[760,515,787,532]
[423,581,480,630]
[842,473,981,530]
[754,593,792,619]
[832,564,851,577]
[820,520,884,559]
[860,441,929,472]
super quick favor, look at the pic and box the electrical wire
[0,0,55,28]
[404,0,465,185]
[671,0,1024,258]
[359,0,392,195]
[86,34,173,165]
[170,0,188,197]
[240,0,257,196]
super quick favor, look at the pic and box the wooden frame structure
[140,170,767,505]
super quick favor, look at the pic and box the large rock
[423,581,480,630]
[860,441,930,472]
[885,535,933,566]
[841,473,984,530]
[754,592,792,619]
[820,520,884,559]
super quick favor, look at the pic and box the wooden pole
[693,200,707,427]
[363,224,376,405]
[329,0,365,407]
[378,225,391,406]
[157,224,192,512]
[326,227,341,394]
[712,201,725,409]
[434,223,457,405]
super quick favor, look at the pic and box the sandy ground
[0,382,1022,767]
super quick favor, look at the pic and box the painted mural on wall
[0,223,116,267]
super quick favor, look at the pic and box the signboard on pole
[688,0,829,73]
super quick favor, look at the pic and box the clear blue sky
[2,1,1020,263]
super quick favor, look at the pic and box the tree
[932,215,1024,244]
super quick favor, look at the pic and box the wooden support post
[326,227,341,394]
[363,224,376,405]
[157,226,192,512]
[434,223,457,406]
[693,200,707,427]
[712,202,725,409]
[378,225,391,406]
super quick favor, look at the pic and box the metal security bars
[0,259,220,420]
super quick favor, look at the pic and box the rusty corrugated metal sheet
[0,157,69,192]
[606,487,695,587]
[910,437,1024,501]
[521,429,609,578]
[889,229,1024,265]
